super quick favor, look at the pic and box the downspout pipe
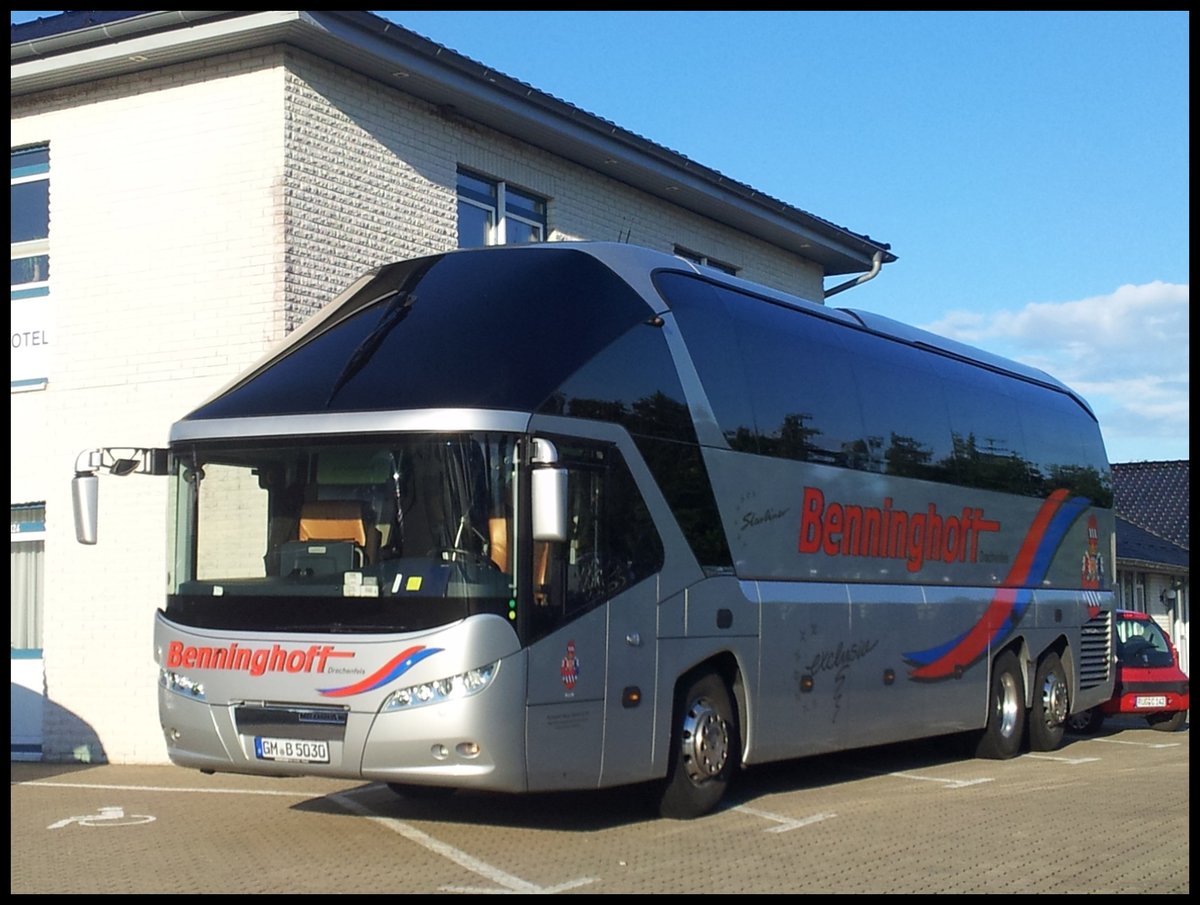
[824,250,884,299]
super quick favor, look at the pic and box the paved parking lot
[10,715,1189,894]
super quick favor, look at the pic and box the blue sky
[13,11,1189,464]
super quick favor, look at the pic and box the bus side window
[533,540,551,604]
[531,441,664,632]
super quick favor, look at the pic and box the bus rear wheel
[658,672,739,820]
[974,650,1026,759]
[1027,651,1068,751]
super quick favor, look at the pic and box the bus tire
[658,672,739,820]
[974,650,1026,759]
[1027,651,1068,751]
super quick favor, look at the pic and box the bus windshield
[166,433,519,634]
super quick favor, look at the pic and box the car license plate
[255,736,330,763]
[1134,695,1168,709]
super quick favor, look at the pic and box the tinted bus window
[538,319,695,445]
[650,274,754,448]
[843,330,953,481]
[186,248,653,420]
[729,290,867,467]
[659,272,868,467]
[940,360,1034,495]
[1019,389,1112,505]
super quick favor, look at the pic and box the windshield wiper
[325,256,441,406]
[325,289,415,406]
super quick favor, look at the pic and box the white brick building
[11,11,894,763]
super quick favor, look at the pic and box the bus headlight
[382,659,500,712]
[160,668,206,700]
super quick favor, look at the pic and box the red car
[1068,609,1190,733]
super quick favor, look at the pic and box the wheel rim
[1039,669,1069,726]
[996,671,1021,739]
[680,696,729,784]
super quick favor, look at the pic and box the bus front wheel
[658,672,739,820]
[974,650,1026,759]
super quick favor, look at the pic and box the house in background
[1112,460,1190,674]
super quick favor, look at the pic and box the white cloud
[922,282,1189,464]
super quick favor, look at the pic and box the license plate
[255,736,330,763]
[1134,695,1168,709]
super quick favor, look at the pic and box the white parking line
[847,767,994,789]
[884,771,994,788]
[1087,737,1183,749]
[20,780,329,797]
[331,787,597,894]
[732,805,837,832]
[1024,753,1101,764]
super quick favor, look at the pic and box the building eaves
[11,9,895,276]
[1115,516,1189,571]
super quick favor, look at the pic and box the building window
[457,168,546,248]
[1117,570,1147,613]
[11,503,45,651]
[11,146,49,281]
[11,145,50,392]
[674,245,738,276]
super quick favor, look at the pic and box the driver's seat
[298,500,380,566]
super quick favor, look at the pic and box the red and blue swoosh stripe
[318,645,442,697]
[903,489,1090,680]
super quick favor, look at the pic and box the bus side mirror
[530,438,568,543]
[72,472,99,545]
[70,446,169,544]
[532,468,567,542]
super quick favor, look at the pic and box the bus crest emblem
[560,640,580,692]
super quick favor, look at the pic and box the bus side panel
[903,585,995,737]
[1028,588,1116,714]
[524,606,607,792]
[700,446,1109,593]
[660,578,761,761]
[736,580,1009,767]
[752,582,993,764]
[751,582,848,762]
[599,579,664,788]
[841,583,987,748]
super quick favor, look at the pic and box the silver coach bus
[75,242,1115,818]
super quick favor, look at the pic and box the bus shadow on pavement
[289,718,1190,830]
[292,780,669,831]
[290,730,990,830]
